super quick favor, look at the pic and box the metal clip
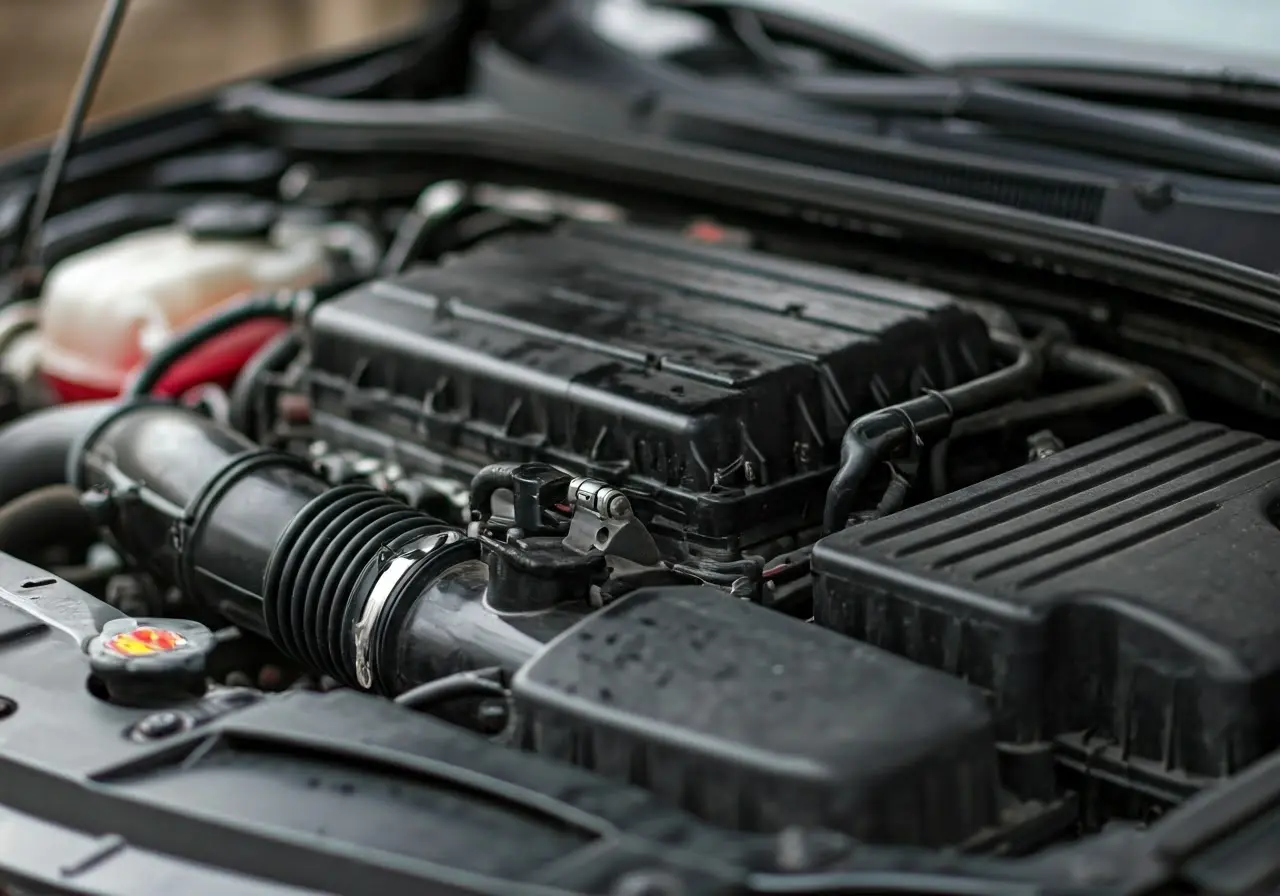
[351,531,460,689]
[562,477,662,566]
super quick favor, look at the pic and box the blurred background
[0,0,431,151]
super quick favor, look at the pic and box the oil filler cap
[87,618,216,707]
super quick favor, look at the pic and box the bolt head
[135,710,186,739]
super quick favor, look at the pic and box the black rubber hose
[72,402,330,633]
[951,379,1161,439]
[469,463,520,522]
[927,379,1154,496]
[227,329,301,436]
[0,400,115,507]
[926,347,1183,497]
[937,329,1045,418]
[124,277,358,402]
[823,329,1043,533]
[73,403,573,695]
[864,465,912,521]
[393,665,506,709]
[123,292,296,400]
[0,484,97,559]
[1046,341,1184,415]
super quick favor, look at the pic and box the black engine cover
[813,416,1280,803]
[301,221,990,557]
[514,585,1001,846]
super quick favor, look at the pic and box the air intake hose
[70,403,584,694]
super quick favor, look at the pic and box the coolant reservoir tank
[38,200,330,398]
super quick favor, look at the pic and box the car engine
[12,182,1267,849]
[3,36,1280,890]
[295,221,991,573]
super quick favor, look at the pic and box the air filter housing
[512,585,1002,846]
[813,416,1280,802]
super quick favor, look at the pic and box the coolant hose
[71,402,578,694]
[0,485,97,559]
[822,329,1043,533]
[1046,342,1184,415]
[123,277,360,401]
[0,399,115,507]
[123,293,297,400]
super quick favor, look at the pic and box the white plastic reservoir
[38,202,330,397]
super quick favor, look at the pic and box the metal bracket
[561,477,662,566]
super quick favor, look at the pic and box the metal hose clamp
[351,530,461,689]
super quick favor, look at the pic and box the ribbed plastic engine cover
[302,221,991,556]
[814,415,1280,795]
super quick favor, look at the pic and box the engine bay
[3,18,1280,894]
[252,214,1280,840]
[30,204,1278,836]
